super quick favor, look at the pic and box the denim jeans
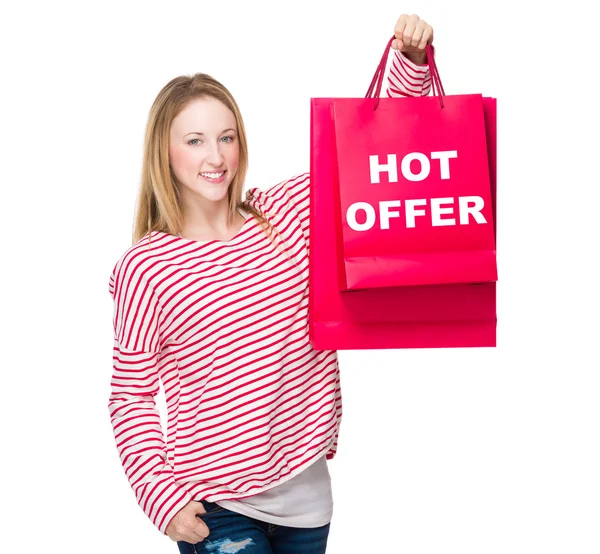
[177,500,330,554]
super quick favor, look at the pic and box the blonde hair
[133,73,292,262]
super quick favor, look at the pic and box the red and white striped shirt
[108,49,431,535]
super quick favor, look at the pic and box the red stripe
[388,64,424,95]
[387,86,412,97]
[175,398,338,481]
[176,362,337,452]
[174,386,337,475]
[396,52,429,76]
[390,63,427,89]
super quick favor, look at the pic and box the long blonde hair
[133,73,286,255]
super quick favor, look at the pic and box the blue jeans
[177,500,330,554]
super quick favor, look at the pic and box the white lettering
[431,197,456,226]
[347,202,376,231]
[401,152,430,182]
[404,199,428,228]
[430,150,458,179]
[459,196,486,224]
[369,154,398,184]
[369,150,458,182]
[346,196,487,230]
[379,201,402,229]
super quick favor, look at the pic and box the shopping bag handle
[366,36,445,109]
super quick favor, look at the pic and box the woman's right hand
[166,500,210,544]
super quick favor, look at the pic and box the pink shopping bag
[308,40,497,349]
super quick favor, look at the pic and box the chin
[205,187,232,202]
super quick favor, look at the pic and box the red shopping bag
[308,40,497,349]
[332,46,496,290]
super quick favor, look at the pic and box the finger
[186,530,207,545]
[407,13,422,32]
[193,518,211,540]
[418,26,433,50]
[189,530,209,544]
[394,16,407,42]
[402,21,416,47]
[391,38,404,50]
[411,25,425,48]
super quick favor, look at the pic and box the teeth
[201,171,225,178]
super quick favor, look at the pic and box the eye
[221,136,235,143]
[188,138,202,146]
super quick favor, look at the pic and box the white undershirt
[215,451,333,528]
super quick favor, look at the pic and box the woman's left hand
[391,14,434,65]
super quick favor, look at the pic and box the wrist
[401,51,427,66]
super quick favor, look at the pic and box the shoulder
[108,231,164,300]
[267,171,310,198]
[245,172,310,210]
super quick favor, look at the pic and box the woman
[108,13,435,553]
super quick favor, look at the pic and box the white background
[2,0,599,552]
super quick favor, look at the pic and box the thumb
[193,504,210,538]
[391,38,404,50]
[195,514,210,533]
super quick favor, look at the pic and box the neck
[178,205,246,241]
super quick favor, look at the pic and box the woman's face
[169,96,240,207]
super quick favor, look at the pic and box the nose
[205,142,225,167]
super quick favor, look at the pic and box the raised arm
[385,49,432,97]
[386,13,434,98]
[250,15,435,251]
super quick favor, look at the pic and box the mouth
[199,170,227,184]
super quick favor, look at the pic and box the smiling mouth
[199,170,227,183]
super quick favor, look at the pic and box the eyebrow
[184,128,236,137]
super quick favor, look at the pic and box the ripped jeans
[177,500,330,554]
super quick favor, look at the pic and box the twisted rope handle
[365,37,445,109]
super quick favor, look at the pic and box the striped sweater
[108,49,432,535]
